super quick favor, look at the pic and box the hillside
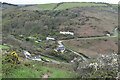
[20,2,118,11]
[0,2,18,11]
[1,2,119,78]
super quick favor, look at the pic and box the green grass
[55,2,107,10]
[41,56,62,62]
[34,2,108,10]
[111,4,118,7]
[77,36,117,40]
[49,69,72,78]
[4,65,43,78]
[0,45,10,49]
[28,36,37,39]
[33,40,46,46]
[3,61,75,78]
[35,3,57,10]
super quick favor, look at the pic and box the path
[58,28,118,62]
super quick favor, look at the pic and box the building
[23,50,31,59]
[35,40,42,43]
[46,37,55,41]
[32,56,42,61]
[60,31,74,35]
[38,40,42,42]
[54,46,65,53]
[106,34,110,37]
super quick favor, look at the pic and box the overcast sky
[1,0,119,4]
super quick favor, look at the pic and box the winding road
[58,40,88,61]
[23,50,60,64]
[23,28,118,63]
[58,28,118,62]
[111,28,118,37]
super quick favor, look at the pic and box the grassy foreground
[3,61,76,78]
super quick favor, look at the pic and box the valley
[1,2,119,78]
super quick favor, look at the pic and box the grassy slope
[55,2,107,10]
[0,45,10,49]
[62,41,89,58]
[33,2,108,10]
[4,61,75,78]
[35,3,57,10]
[111,4,118,7]
[41,56,63,62]
[62,29,118,57]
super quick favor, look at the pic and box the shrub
[81,21,86,25]
[2,52,20,76]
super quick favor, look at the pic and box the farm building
[106,34,110,37]
[35,40,42,43]
[60,31,74,35]
[46,37,55,41]
[54,46,65,53]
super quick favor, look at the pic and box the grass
[63,36,117,42]
[3,61,75,78]
[55,2,107,10]
[62,28,118,58]
[33,2,108,10]
[28,36,37,39]
[78,43,92,48]
[49,69,72,78]
[35,3,57,10]
[62,42,89,59]
[111,4,118,7]
[33,41,44,46]
[0,45,10,49]
[77,36,117,40]
[41,56,63,62]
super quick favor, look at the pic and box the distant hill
[1,2,18,11]
[2,2,18,6]
[17,2,118,11]
[2,2,118,58]
[1,2,118,78]
[2,2,117,11]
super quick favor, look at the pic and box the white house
[54,46,65,53]
[60,31,74,35]
[35,40,42,43]
[106,34,110,37]
[32,56,42,61]
[23,50,31,59]
[46,37,55,41]
[38,40,42,42]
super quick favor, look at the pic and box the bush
[76,53,118,78]
[81,21,86,25]
[2,52,20,76]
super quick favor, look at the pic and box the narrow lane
[58,28,118,62]
[23,50,60,64]
[24,28,118,63]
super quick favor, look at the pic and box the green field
[111,4,118,7]
[41,56,62,62]
[55,2,107,10]
[3,61,75,78]
[34,2,108,10]
[0,45,10,49]
[28,36,37,39]
[35,3,57,10]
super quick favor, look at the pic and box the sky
[1,0,119,4]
